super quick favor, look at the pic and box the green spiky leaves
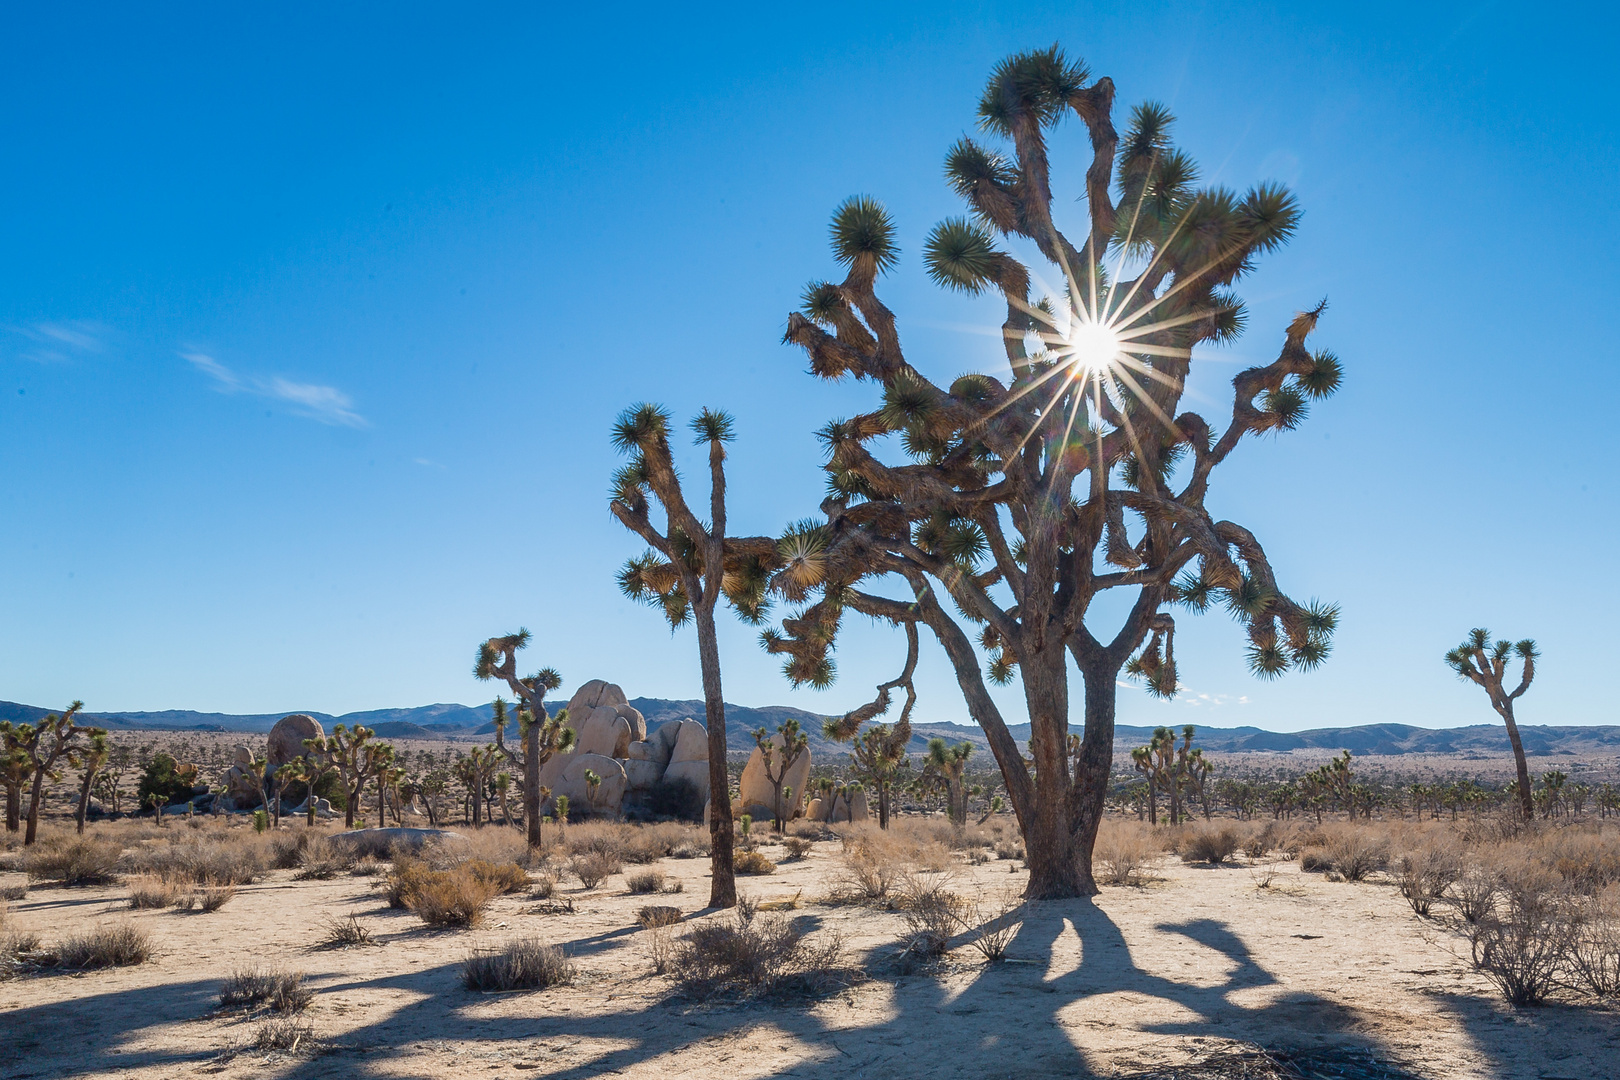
[1300,350,1343,398]
[830,195,898,275]
[977,45,1089,135]
[619,550,690,629]
[610,403,671,453]
[944,139,1017,201]
[924,218,999,294]
[690,408,735,445]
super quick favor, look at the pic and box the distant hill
[4,697,1617,759]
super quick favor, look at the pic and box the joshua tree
[923,737,975,825]
[1130,744,1157,824]
[9,702,102,844]
[474,631,570,846]
[308,724,392,829]
[611,404,779,909]
[1445,628,1539,819]
[0,731,30,833]
[73,730,109,834]
[274,758,319,825]
[824,622,918,829]
[752,719,810,832]
[763,47,1341,897]
[269,760,304,827]
[374,745,400,827]
[1185,745,1213,819]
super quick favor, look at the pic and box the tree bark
[5,787,19,832]
[695,605,736,909]
[24,769,47,845]
[524,718,542,849]
[1020,645,1087,898]
[1497,699,1535,820]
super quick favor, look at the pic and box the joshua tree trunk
[6,788,20,833]
[696,604,737,909]
[75,774,96,834]
[1498,701,1534,820]
[24,769,49,845]
[1446,629,1538,820]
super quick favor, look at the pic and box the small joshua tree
[824,622,918,829]
[73,730,109,835]
[1446,628,1539,820]
[270,761,303,827]
[752,719,810,832]
[307,725,392,829]
[923,737,974,826]
[1130,743,1157,824]
[474,631,569,846]
[7,702,102,845]
[611,404,780,909]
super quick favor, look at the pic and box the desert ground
[4,814,1618,1080]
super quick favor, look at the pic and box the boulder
[626,741,652,761]
[545,753,627,817]
[738,734,811,820]
[830,791,851,823]
[231,744,254,767]
[622,758,664,791]
[285,796,337,819]
[326,827,464,858]
[669,719,708,763]
[577,710,632,759]
[565,679,628,716]
[661,758,710,799]
[266,714,326,777]
[648,720,683,765]
[805,797,824,822]
[848,788,870,822]
[614,704,647,743]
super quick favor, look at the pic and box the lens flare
[1066,319,1120,374]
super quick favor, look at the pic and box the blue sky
[2,2,1615,732]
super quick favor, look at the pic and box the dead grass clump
[125,835,268,885]
[351,855,389,877]
[782,837,813,860]
[668,908,844,1000]
[561,821,630,862]
[252,1016,314,1051]
[294,837,350,880]
[956,887,1023,962]
[626,869,666,894]
[23,837,122,886]
[570,852,622,889]
[1395,840,1464,916]
[1243,820,1287,859]
[891,871,962,968]
[128,873,187,909]
[1094,819,1155,885]
[196,880,237,912]
[2,882,28,901]
[1539,827,1620,892]
[735,849,776,875]
[835,837,899,903]
[394,864,502,927]
[318,914,374,947]
[638,905,683,929]
[993,838,1024,861]
[530,872,559,899]
[1567,892,1620,997]
[219,967,314,1013]
[53,922,151,970]
[787,819,827,840]
[453,827,530,868]
[1177,822,1243,866]
[462,938,575,992]
[467,858,530,894]
[1325,829,1388,881]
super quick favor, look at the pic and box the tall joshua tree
[1446,628,1539,819]
[474,631,569,847]
[610,404,778,909]
[764,46,1341,897]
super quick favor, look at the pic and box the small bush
[1095,820,1155,885]
[1453,866,1498,924]
[253,1016,314,1051]
[1396,842,1464,916]
[668,909,843,999]
[1468,869,1572,1006]
[782,837,812,861]
[1324,830,1388,882]
[220,967,313,1013]
[956,887,1023,963]
[993,839,1024,862]
[294,837,349,880]
[1244,821,1284,859]
[638,905,683,929]
[1299,847,1332,874]
[54,923,151,969]
[128,874,186,909]
[735,850,776,875]
[892,871,961,967]
[1567,894,1620,997]
[462,938,574,991]
[467,859,531,895]
[1,883,27,901]
[626,869,666,894]
[23,838,122,886]
[318,914,373,947]
[394,864,502,928]
[196,880,237,913]
[570,852,622,889]
[1178,824,1242,866]
[530,872,559,899]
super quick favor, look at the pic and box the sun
[1065,318,1121,374]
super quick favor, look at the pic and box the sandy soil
[3,832,1616,1080]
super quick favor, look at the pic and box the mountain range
[4,697,1618,759]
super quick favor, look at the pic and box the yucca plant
[765,47,1342,897]
[474,630,569,847]
[1445,628,1539,819]
[922,737,974,826]
[610,405,779,909]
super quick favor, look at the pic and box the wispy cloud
[7,320,108,363]
[1116,680,1251,708]
[182,352,368,428]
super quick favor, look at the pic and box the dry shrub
[350,855,389,877]
[1395,840,1464,916]
[835,836,900,903]
[560,821,630,862]
[1325,829,1388,881]
[668,908,843,999]
[466,859,530,894]
[294,837,350,880]
[1467,864,1573,1006]
[125,834,267,885]
[128,873,187,909]
[462,938,574,991]
[394,864,502,927]
[253,1016,314,1051]
[530,872,559,899]
[2,882,28,901]
[1094,819,1155,885]
[1453,864,1498,924]
[1567,891,1620,997]
[956,886,1023,962]
[892,871,962,967]
[453,827,529,868]
[626,869,666,894]
[1244,820,1287,859]
[782,837,813,861]
[219,967,313,1013]
[735,850,776,875]
[53,922,151,969]
[570,852,622,889]
[1299,847,1332,874]
[318,914,373,947]
[196,880,237,912]
[1177,822,1243,865]
[787,820,827,840]
[638,905,683,929]
[993,838,1024,862]
[623,822,693,863]
[1538,827,1620,892]
[22,837,122,886]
